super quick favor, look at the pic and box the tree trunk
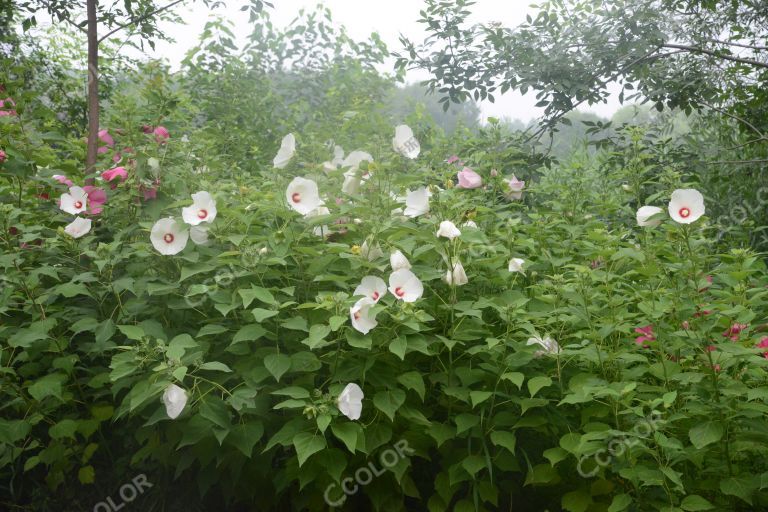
[85,0,99,176]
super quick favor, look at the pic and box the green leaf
[231,324,267,345]
[239,286,276,308]
[490,431,516,454]
[200,399,232,430]
[78,465,95,484]
[331,422,362,453]
[117,325,144,341]
[272,387,310,399]
[470,390,492,408]
[607,494,633,512]
[501,372,524,389]
[0,419,31,444]
[561,490,591,512]
[689,421,724,449]
[167,334,197,360]
[264,353,292,382]
[389,336,407,360]
[227,422,264,457]
[462,455,486,476]
[680,495,715,511]
[528,376,552,397]
[455,413,479,435]
[720,476,757,505]
[281,317,308,331]
[293,432,326,467]
[397,371,425,401]
[252,308,279,322]
[373,389,406,422]
[28,373,66,401]
[199,361,232,372]
[49,419,78,440]
[304,324,331,350]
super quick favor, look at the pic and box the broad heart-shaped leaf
[397,371,425,401]
[461,455,486,476]
[167,334,197,360]
[680,495,715,511]
[689,421,724,449]
[252,308,279,323]
[561,490,591,512]
[198,361,232,372]
[501,371,524,389]
[331,422,362,453]
[373,389,406,422]
[470,390,492,408]
[239,286,276,308]
[720,476,758,505]
[607,494,633,512]
[264,353,292,382]
[231,324,267,345]
[293,432,326,467]
[490,430,516,454]
[226,422,264,457]
[389,337,407,360]
[117,324,144,341]
[527,376,553,397]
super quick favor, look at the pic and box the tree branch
[703,38,768,51]
[697,99,766,139]
[97,0,187,43]
[661,43,768,69]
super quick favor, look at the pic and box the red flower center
[163,233,175,244]
[353,311,361,320]
[74,201,83,209]
[197,209,208,219]
[372,291,380,300]
[292,192,301,203]
[679,207,691,218]
[395,287,405,298]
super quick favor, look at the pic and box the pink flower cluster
[723,323,749,341]
[53,175,106,215]
[142,125,170,143]
[634,325,656,348]
[0,97,17,117]
[0,149,6,163]
[757,337,768,359]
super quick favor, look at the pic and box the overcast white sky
[146,0,623,122]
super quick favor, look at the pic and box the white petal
[444,260,468,286]
[64,217,92,238]
[390,250,411,271]
[273,133,296,169]
[60,186,88,215]
[286,177,323,215]
[508,258,525,273]
[337,383,364,420]
[361,240,384,261]
[182,191,217,225]
[150,217,189,255]
[354,276,387,302]
[436,220,461,240]
[350,297,378,334]
[392,124,420,159]
[668,188,705,224]
[636,205,664,227]
[403,187,430,217]
[162,384,188,419]
[190,225,209,245]
[388,269,424,303]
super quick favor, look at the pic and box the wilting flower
[182,191,217,226]
[390,250,411,271]
[668,188,705,224]
[757,337,768,359]
[286,177,323,215]
[83,186,106,215]
[446,155,461,165]
[354,276,387,302]
[323,145,345,173]
[337,383,364,420]
[636,205,664,227]
[190,225,209,245]
[97,129,114,154]
[153,126,170,144]
[723,323,748,341]
[341,150,374,194]
[457,167,482,189]
[527,335,561,356]
[389,269,424,302]
[436,220,461,240]
[64,217,92,238]
[350,297,378,334]
[162,383,188,419]
[392,124,420,159]
[0,149,6,163]
[403,187,430,218]
[490,169,499,178]
[634,325,656,347]
[360,240,384,261]
[150,217,189,255]
[444,259,468,286]
[60,186,89,215]
[101,166,128,183]
[305,206,331,237]
[505,175,526,200]
[273,133,296,169]
[462,220,478,229]
[508,258,525,273]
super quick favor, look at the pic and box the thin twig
[697,99,766,139]
[661,43,768,69]
[98,0,187,43]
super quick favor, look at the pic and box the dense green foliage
[1,2,768,512]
